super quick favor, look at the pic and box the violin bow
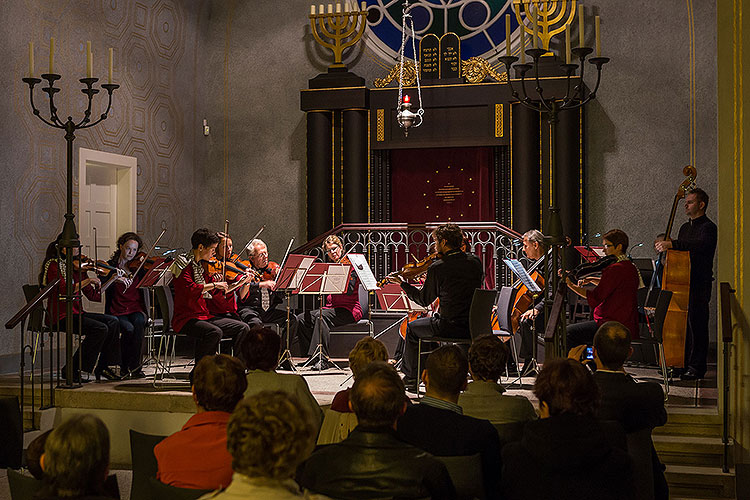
[236,224,266,262]
[126,228,167,288]
[222,219,229,282]
[278,237,295,272]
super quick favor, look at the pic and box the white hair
[247,239,266,257]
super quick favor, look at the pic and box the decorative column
[306,111,333,240]
[343,108,368,223]
[511,103,541,232]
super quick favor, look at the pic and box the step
[653,434,731,468]
[0,384,54,405]
[665,465,736,499]
[655,407,722,438]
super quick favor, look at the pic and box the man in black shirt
[655,188,717,380]
[389,223,484,390]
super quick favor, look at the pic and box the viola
[203,259,248,282]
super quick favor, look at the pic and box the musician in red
[170,229,250,368]
[565,229,640,348]
[206,233,251,319]
[295,235,361,370]
[104,232,147,378]
[40,233,120,382]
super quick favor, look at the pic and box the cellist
[654,188,717,381]
[516,229,548,372]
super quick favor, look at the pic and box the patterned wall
[0,0,201,366]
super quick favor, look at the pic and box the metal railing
[292,222,527,290]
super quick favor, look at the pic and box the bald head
[593,321,632,370]
[349,362,406,427]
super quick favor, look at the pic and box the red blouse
[207,288,238,316]
[107,275,146,316]
[586,260,640,339]
[171,262,213,333]
[44,260,101,325]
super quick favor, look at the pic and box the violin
[203,259,249,282]
[379,251,440,286]
[567,254,617,282]
[126,251,160,274]
[74,255,121,276]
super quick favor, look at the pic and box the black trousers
[55,312,120,374]
[116,311,146,372]
[685,286,711,376]
[566,320,599,349]
[519,313,544,362]
[401,315,468,380]
[296,307,355,357]
[180,316,250,364]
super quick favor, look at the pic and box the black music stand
[298,262,351,371]
[503,259,543,378]
[273,254,316,372]
[134,258,172,377]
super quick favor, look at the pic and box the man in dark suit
[570,321,668,500]
[299,362,455,500]
[397,345,502,500]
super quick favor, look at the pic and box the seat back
[148,477,212,500]
[652,290,673,343]
[129,429,167,500]
[494,286,517,334]
[317,408,359,445]
[7,468,42,500]
[435,453,485,500]
[468,289,498,340]
[626,428,656,500]
[358,284,369,317]
[154,286,174,333]
[22,284,46,333]
[492,420,526,448]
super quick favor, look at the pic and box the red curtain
[391,147,495,224]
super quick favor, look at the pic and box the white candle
[28,42,34,78]
[336,3,341,13]
[319,4,324,16]
[361,1,366,11]
[86,41,92,78]
[49,38,54,74]
[311,4,316,15]
[565,28,571,64]
[108,47,113,84]
[595,16,601,56]
[327,3,333,14]
[578,5,584,47]
[505,14,511,56]
[532,4,538,49]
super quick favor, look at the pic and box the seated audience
[240,326,323,432]
[501,358,635,500]
[396,345,502,500]
[155,354,247,490]
[569,321,669,500]
[331,336,389,412]
[198,391,316,499]
[26,429,52,480]
[458,335,537,425]
[37,414,113,500]
[299,362,456,499]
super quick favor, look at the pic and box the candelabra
[309,1,368,69]
[22,57,118,387]
[498,24,609,358]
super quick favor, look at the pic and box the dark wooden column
[511,103,541,233]
[306,111,333,240]
[556,107,583,246]
[343,109,368,223]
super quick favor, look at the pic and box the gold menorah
[310,2,368,68]
[513,0,577,52]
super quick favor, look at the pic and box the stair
[0,380,53,431]
[654,407,736,499]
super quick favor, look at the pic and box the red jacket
[586,260,640,339]
[171,262,212,333]
[44,260,101,325]
[154,411,233,490]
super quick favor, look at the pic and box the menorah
[513,0,578,53]
[22,39,118,387]
[499,5,609,359]
[309,1,368,68]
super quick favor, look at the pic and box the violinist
[237,238,292,332]
[565,229,640,349]
[169,228,250,369]
[39,233,120,382]
[388,223,483,393]
[295,235,361,370]
[104,232,147,378]
[206,233,252,319]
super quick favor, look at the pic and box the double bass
[659,165,697,368]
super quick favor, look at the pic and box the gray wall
[0,0,718,368]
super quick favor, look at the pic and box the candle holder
[309,3,368,69]
[21,72,118,387]
[498,40,609,358]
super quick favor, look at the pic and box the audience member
[300,362,456,499]
[155,354,247,490]
[240,327,323,432]
[397,345,502,500]
[199,391,315,499]
[569,321,669,500]
[331,336,389,413]
[37,414,113,500]
[458,335,537,425]
[501,358,635,500]
[26,429,51,480]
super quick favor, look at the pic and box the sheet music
[347,253,379,291]
[274,254,316,291]
[503,259,542,294]
[299,263,351,294]
[376,283,428,312]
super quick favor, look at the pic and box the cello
[659,165,697,368]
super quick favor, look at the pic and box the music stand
[298,262,351,371]
[374,283,428,340]
[503,259,542,378]
[134,258,172,377]
[575,246,605,263]
[273,254,316,371]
